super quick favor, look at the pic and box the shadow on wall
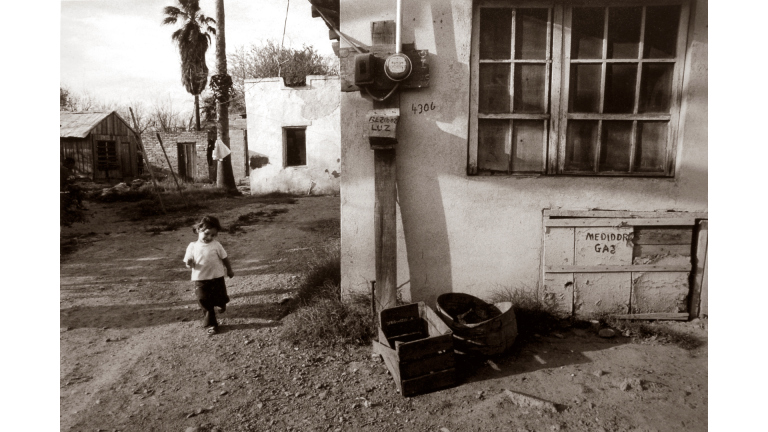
[397,2,472,306]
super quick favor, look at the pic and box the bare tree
[150,96,187,132]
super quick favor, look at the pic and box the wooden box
[372,302,456,397]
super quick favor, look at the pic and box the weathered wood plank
[543,210,708,219]
[542,272,573,316]
[631,272,689,314]
[384,319,424,339]
[400,368,456,397]
[400,352,455,380]
[689,220,708,319]
[374,149,398,312]
[544,227,574,265]
[373,341,403,393]
[633,244,691,259]
[545,218,695,227]
[397,334,453,362]
[611,313,688,320]
[422,304,452,336]
[574,273,631,317]
[633,228,693,245]
[546,265,690,273]
[575,227,633,266]
[380,303,418,328]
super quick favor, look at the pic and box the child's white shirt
[184,240,227,281]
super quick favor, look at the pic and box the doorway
[177,143,196,182]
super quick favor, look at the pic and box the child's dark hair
[193,216,222,233]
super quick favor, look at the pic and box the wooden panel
[375,150,398,311]
[543,210,708,218]
[633,227,693,245]
[400,368,456,397]
[631,272,689,313]
[397,334,453,362]
[400,352,455,380]
[575,227,633,265]
[373,341,403,393]
[690,220,708,318]
[384,319,424,339]
[422,304,452,336]
[611,312,687,320]
[574,272,631,316]
[633,244,690,259]
[547,264,689,273]
[544,227,574,265]
[545,217,695,227]
[380,303,419,327]
[542,272,573,315]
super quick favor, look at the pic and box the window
[469,1,690,176]
[95,140,119,171]
[284,127,307,167]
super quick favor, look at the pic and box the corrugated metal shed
[60,111,135,138]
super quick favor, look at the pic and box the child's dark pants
[194,277,230,328]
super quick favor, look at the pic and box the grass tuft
[600,316,704,351]
[279,243,374,346]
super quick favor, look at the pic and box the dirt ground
[60,193,708,432]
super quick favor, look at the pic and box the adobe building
[244,75,341,195]
[310,0,708,318]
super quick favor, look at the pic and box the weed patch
[279,243,374,346]
[145,217,198,233]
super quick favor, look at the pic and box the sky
[60,0,335,112]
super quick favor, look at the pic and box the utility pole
[213,0,237,191]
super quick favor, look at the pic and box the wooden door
[178,143,196,182]
[120,141,133,179]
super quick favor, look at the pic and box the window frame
[468,0,691,177]
[283,126,307,168]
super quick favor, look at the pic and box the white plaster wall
[339,0,708,307]
[245,76,341,195]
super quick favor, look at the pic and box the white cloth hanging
[213,139,231,161]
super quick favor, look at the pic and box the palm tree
[162,0,216,131]
[213,0,237,191]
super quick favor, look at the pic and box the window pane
[514,64,547,113]
[604,64,637,113]
[515,8,549,60]
[478,120,510,172]
[285,128,306,166]
[644,5,681,59]
[511,120,545,172]
[607,7,642,59]
[571,7,605,59]
[639,63,673,113]
[565,120,598,172]
[635,121,667,172]
[568,64,601,113]
[479,64,511,113]
[599,121,632,172]
[480,8,512,60]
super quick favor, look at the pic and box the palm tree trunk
[194,94,201,131]
[215,0,237,191]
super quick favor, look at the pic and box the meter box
[340,44,429,92]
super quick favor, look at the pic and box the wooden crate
[372,302,456,397]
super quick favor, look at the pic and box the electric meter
[384,53,412,82]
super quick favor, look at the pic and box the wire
[364,82,401,102]
[281,0,290,49]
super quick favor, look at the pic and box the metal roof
[60,111,134,138]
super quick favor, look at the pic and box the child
[183,216,234,335]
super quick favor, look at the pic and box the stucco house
[244,75,341,195]
[310,0,707,318]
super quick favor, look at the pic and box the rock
[131,179,145,188]
[503,389,557,413]
[220,391,228,396]
[593,370,605,377]
[619,378,644,392]
[587,402,595,409]
[185,428,202,432]
[113,183,130,193]
[598,329,616,338]
[318,391,328,399]
[552,333,565,339]
[487,360,501,371]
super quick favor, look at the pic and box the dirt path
[60,195,707,432]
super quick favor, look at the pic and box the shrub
[486,286,563,339]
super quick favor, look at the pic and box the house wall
[230,129,249,184]
[338,0,708,308]
[244,76,341,195]
[142,131,212,182]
